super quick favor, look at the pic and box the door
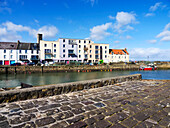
[4,61,9,65]
[10,60,15,65]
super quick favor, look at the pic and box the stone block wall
[0,74,142,103]
[0,64,139,74]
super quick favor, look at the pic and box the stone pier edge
[0,74,142,103]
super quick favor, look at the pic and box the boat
[139,63,157,70]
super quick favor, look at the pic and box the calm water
[0,70,170,88]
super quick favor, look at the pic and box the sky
[0,0,170,61]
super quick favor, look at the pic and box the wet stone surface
[0,80,169,127]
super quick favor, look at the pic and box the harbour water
[0,70,170,88]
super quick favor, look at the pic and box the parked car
[27,62,35,66]
[10,63,21,66]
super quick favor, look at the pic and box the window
[31,50,33,54]
[105,50,107,53]
[119,56,120,59]
[63,54,65,57]
[79,50,81,53]
[79,45,81,48]
[63,44,65,48]
[95,46,98,49]
[90,50,92,53]
[112,56,113,59]
[11,55,13,59]
[4,50,6,53]
[19,50,21,53]
[25,50,27,54]
[44,44,47,47]
[54,54,56,58]
[84,45,86,48]
[79,40,81,43]
[105,55,107,58]
[95,50,99,54]
[84,40,86,43]
[72,45,74,48]
[95,55,99,59]
[105,46,107,49]
[4,55,6,59]
[90,45,92,48]
[63,49,65,53]
[79,55,81,58]
[90,55,92,58]
[31,55,38,60]
[45,49,51,53]
[112,52,114,55]
[19,55,27,60]
[63,39,65,42]
[10,50,13,53]
[89,41,91,43]
[125,56,126,59]
[54,49,56,53]
[54,44,56,47]
[37,50,39,54]
[68,50,74,54]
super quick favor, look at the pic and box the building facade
[39,40,60,63]
[109,48,129,62]
[0,34,130,65]
[0,41,39,65]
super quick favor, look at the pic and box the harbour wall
[0,64,139,74]
[0,74,142,103]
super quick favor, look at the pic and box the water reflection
[0,70,169,88]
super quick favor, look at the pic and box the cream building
[87,43,109,63]
[109,48,129,62]
[38,34,60,63]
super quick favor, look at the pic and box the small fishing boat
[139,64,157,70]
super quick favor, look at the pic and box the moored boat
[139,64,157,70]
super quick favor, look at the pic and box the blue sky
[0,0,170,61]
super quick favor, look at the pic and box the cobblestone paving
[0,80,169,128]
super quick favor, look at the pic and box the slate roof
[0,42,17,49]
[0,42,39,50]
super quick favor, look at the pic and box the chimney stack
[37,34,43,44]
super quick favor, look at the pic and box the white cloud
[114,12,138,33]
[126,35,132,39]
[114,40,120,43]
[0,0,11,13]
[149,2,166,12]
[147,40,157,44]
[156,23,170,41]
[84,0,97,7]
[108,15,115,20]
[145,13,155,17]
[0,21,59,41]
[130,48,170,61]
[164,23,170,30]
[89,22,112,41]
[34,19,39,23]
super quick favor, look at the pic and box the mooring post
[15,67,17,74]
[5,67,8,74]
[41,66,43,73]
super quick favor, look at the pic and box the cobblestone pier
[0,80,169,128]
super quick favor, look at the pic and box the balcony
[69,41,77,45]
[84,56,88,59]
[84,47,88,51]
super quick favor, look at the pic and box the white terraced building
[109,48,129,62]
[0,41,39,65]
